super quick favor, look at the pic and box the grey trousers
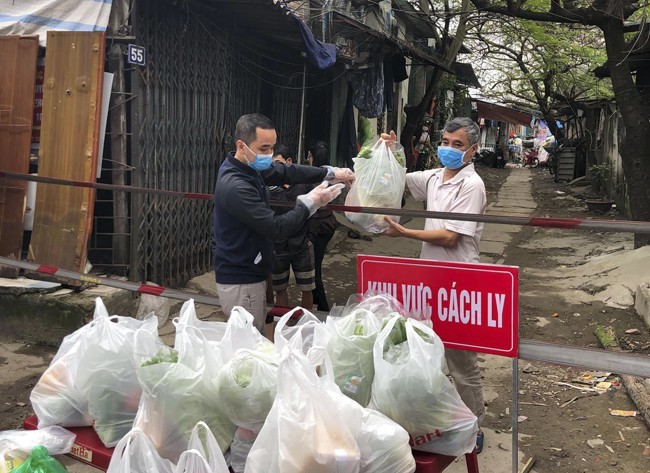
[216,280,267,331]
[445,348,486,426]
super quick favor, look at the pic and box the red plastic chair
[414,449,480,473]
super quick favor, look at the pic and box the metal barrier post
[512,357,519,473]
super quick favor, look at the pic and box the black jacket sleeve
[226,183,310,239]
[262,163,328,186]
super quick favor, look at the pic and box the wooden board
[0,36,39,276]
[29,32,105,273]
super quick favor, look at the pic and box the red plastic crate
[23,416,113,471]
[414,449,479,473]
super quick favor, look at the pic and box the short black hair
[273,144,293,160]
[234,113,275,144]
[308,140,329,167]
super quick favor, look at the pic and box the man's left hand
[331,167,355,185]
[382,216,408,237]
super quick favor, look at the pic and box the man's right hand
[297,181,345,216]
[380,130,397,147]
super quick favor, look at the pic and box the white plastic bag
[245,350,361,473]
[214,349,278,432]
[0,426,76,473]
[370,316,478,456]
[31,298,159,447]
[80,300,159,447]
[133,323,236,463]
[301,346,415,473]
[274,307,331,360]
[179,422,229,473]
[326,309,381,407]
[345,138,406,234]
[106,429,174,473]
[220,307,275,361]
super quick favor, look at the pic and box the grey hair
[444,117,480,146]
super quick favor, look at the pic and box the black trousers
[312,231,334,311]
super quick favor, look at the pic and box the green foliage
[468,12,613,110]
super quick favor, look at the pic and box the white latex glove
[331,167,355,185]
[297,181,345,216]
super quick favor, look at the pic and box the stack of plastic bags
[28,291,478,471]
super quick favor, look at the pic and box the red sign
[357,255,519,357]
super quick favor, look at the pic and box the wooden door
[29,32,105,273]
[0,36,39,275]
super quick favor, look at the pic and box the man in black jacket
[213,113,354,330]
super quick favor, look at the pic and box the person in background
[380,118,487,454]
[213,114,354,330]
[268,145,315,310]
[306,141,339,312]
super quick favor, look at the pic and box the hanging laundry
[291,13,337,70]
[352,59,385,118]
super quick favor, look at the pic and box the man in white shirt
[382,117,487,453]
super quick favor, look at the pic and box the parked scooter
[475,146,506,168]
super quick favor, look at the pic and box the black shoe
[476,430,484,454]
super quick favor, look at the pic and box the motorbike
[475,146,506,168]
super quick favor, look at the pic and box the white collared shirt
[406,163,487,263]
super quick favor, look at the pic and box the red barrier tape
[2,169,650,234]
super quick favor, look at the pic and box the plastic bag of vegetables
[245,350,361,473]
[274,307,331,361]
[299,346,415,473]
[11,447,67,473]
[345,138,406,234]
[30,298,159,447]
[0,427,75,473]
[214,349,278,432]
[132,325,236,463]
[370,316,478,456]
[326,309,382,406]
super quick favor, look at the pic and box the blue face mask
[245,144,273,171]
[438,146,469,170]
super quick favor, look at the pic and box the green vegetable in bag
[327,310,381,407]
[141,347,178,367]
[13,446,68,473]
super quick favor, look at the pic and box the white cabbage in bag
[213,349,278,432]
[370,316,478,456]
